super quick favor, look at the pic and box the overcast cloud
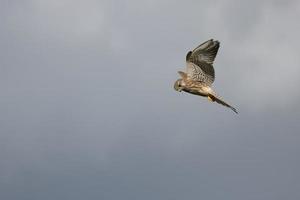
[1,0,300,199]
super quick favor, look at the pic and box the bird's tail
[208,93,238,114]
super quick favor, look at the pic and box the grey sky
[1,0,300,199]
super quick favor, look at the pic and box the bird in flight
[174,39,238,114]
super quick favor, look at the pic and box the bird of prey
[174,39,238,114]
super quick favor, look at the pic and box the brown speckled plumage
[174,39,238,114]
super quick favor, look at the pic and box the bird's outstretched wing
[208,94,238,114]
[186,39,220,86]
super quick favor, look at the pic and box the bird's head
[174,79,184,92]
[174,71,187,92]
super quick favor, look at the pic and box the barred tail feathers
[208,93,238,114]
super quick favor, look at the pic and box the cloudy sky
[1,0,300,199]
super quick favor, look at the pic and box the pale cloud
[222,1,300,111]
[5,0,111,45]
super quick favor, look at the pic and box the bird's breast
[182,87,207,97]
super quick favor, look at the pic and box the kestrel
[174,39,238,114]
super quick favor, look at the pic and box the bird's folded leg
[207,96,214,102]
